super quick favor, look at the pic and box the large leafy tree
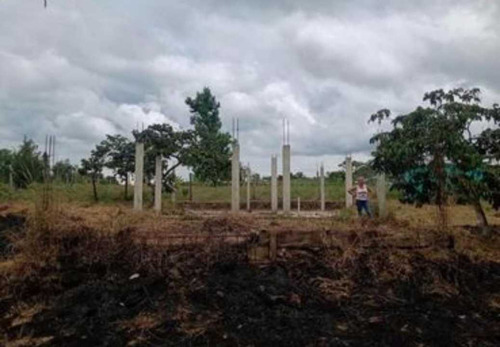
[133,123,193,193]
[185,87,232,186]
[100,135,135,199]
[79,144,107,202]
[370,88,500,228]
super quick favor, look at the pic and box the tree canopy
[185,87,232,186]
[100,135,135,199]
[11,138,45,189]
[370,88,500,227]
[79,144,107,202]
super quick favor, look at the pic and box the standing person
[349,176,372,217]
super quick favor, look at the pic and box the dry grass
[1,198,500,345]
[390,200,500,227]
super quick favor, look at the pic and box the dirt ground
[1,203,500,346]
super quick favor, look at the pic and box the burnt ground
[1,212,500,346]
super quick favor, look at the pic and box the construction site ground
[1,202,500,346]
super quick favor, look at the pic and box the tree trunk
[434,152,448,230]
[189,173,193,201]
[92,177,98,202]
[151,183,155,203]
[124,175,128,200]
[473,199,489,231]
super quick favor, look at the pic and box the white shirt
[356,184,368,201]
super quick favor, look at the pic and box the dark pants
[356,200,372,217]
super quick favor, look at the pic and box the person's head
[357,176,365,186]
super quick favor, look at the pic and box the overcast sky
[1,0,499,176]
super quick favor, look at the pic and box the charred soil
[1,208,500,346]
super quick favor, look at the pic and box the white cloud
[0,0,499,176]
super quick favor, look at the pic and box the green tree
[100,135,135,199]
[79,145,107,202]
[134,123,193,194]
[185,87,232,186]
[0,149,14,184]
[476,128,500,210]
[53,159,76,183]
[11,138,45,188]
[370,88,500,228]
[327,171,345,181]
[291,172,306,179]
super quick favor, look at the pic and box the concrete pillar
[377,173,387,218]
[231,141,240,212]
[154,155,162,213]
[345,155,353,208]
[246,166,251,211]
[320,164,325,211]
[271,156,278,212]
[133,142,144,211]
[282,145,291,212]
[297,197,301,213]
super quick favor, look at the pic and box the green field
[0,178,398,206]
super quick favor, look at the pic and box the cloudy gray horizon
[1,0,499,177]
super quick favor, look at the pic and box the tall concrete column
[320,164,325,211]
[246,167,251,211]
[282,145,291,212]
[377,173,387,218]
[133,142,144,211]
[154,155,162,213]
[271,155,278,212]
[231,141,240,212]
[345,155,353,208]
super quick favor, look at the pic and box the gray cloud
[1,0,499,176]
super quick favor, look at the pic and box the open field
[1,196,500,346]
[1,179,398,208]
